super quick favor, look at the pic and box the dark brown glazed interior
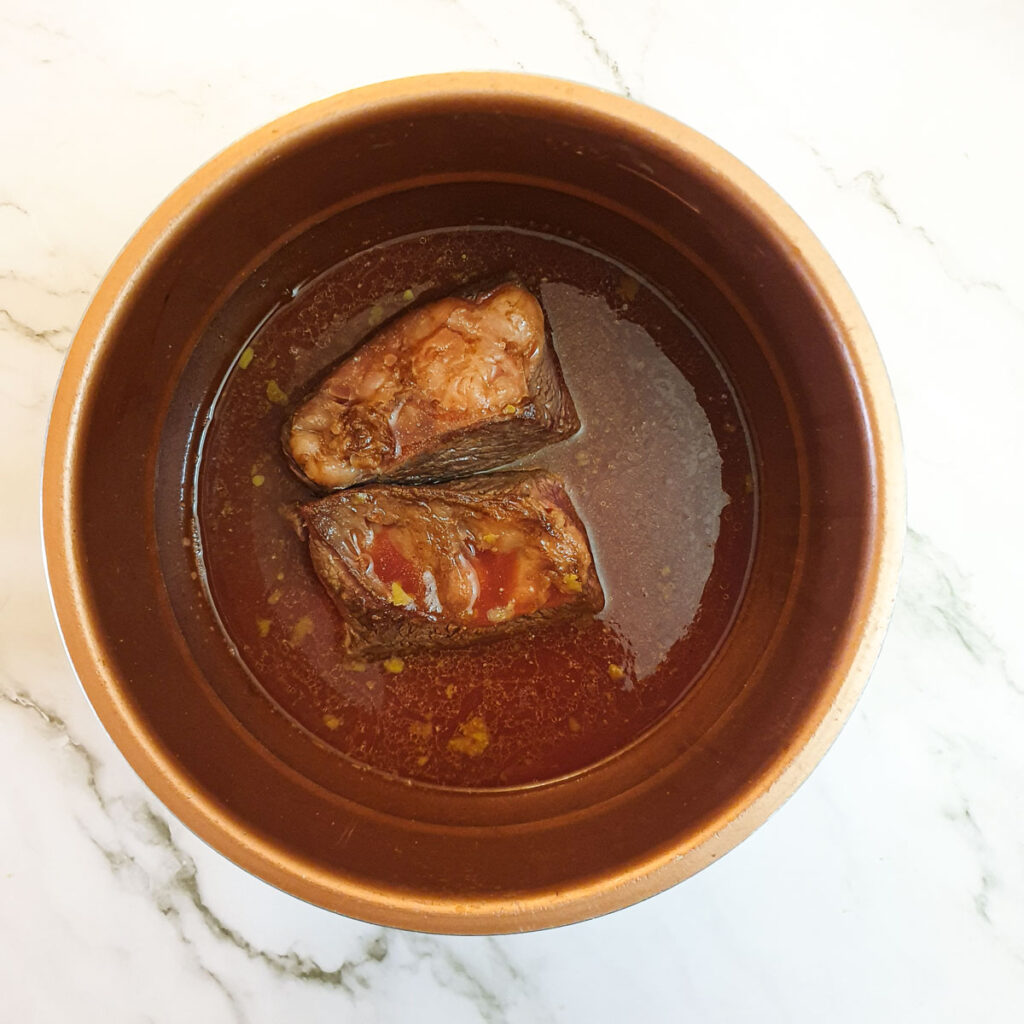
[53,81,885,929]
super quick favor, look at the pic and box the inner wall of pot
[76,97,874,898]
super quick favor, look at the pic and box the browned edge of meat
[298,470,603,658]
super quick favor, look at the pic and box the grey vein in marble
[405,934,538,1024]
[0,689,385,1010]
[941,793,1022,964]
[3,691,109,810]
[0,309,73,352]
[551,0,633,97]
[805,142,1024,317]
[0,268,96,300]
[903,527,1020,695]
[0,683,534,1021]
[958,803,996,924]
[888,530,1024,960]
[441,0,527,71]
[0,17,74,41]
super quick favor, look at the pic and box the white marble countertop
[3,0,1023,1020]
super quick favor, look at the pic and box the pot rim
[42,71,905,933]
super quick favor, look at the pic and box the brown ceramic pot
[43,73,903,933]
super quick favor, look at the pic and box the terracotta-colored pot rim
[42,72,904,933]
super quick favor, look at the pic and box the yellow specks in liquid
[289,616,314,645]
[448,716,490,757]
[266,380,289,405]
[409,720,433,740]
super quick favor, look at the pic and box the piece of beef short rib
[299,470,603,657]
[284,283,579,490]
